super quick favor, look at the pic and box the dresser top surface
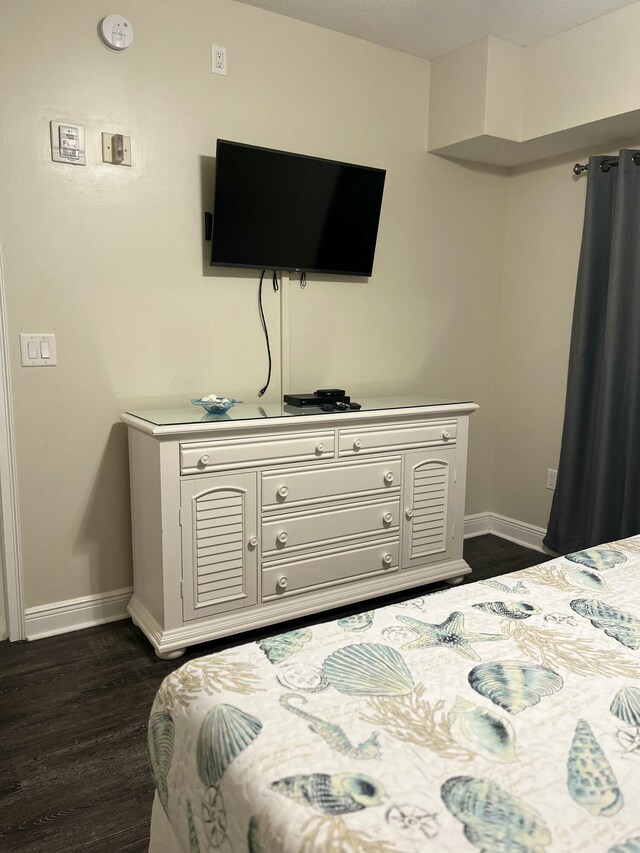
[124,395,474,429]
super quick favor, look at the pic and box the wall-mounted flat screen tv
[210,140,386,276]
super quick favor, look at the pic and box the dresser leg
[156,647,186,660]
[446,575,465,586]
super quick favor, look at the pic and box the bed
[147,537,640,852]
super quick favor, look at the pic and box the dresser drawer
[261,496,400,558]
[180,431,335,474]
[261,457,401,510]
[262,539,399,600]
[338,420,456,457]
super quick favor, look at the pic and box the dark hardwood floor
[0,535,543,852]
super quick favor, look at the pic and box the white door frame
[0,245,25,641]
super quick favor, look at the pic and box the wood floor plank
[77,822,150,853]
[0,781,152,853]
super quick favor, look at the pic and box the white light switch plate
[20,334,57,367]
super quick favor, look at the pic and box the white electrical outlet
[211,44,228,76]
[546,468,557,490]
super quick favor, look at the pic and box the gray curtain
[544,150,640,554]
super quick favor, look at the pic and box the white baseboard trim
[490,513,548,553]
[24,586,133,641]
[462,512,492,539]
[464,512,547,553]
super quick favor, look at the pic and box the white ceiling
[234,0,639,59]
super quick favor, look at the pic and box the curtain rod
[573,151,640,175]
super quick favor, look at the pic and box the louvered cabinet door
[401,447,456,569]
[181,473,258,621]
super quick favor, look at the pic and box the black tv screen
[210,140,386,276]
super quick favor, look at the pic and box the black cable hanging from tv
[257,270,279,398]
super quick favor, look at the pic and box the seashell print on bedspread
[196,703,263,789]
[448,697,518,763]
[468,661,563,714]
[148,710,174,814]
[609,838,640,853]
[611,686,640,728]
[441,775,552,852]
[321,643,415,696]
[570,599,640,650]
[567,719,623,816]
[149,535,640,852]
[566,546,627,571]
[472,600,540,620]
[258,628,313,664]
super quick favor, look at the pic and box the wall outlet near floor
[546,468,557,490]
[211,44,227,76]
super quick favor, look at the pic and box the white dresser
[122,396,478,658]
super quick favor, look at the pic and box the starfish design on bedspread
[396,612,507,660]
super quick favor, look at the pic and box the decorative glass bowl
[191,396,242,414]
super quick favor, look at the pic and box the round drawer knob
[442,429,451,441]
[382,553,393,566]
[277,531,288,544]
[276,576,289,590]
[384,472,394,484]
[316,442,325,453]
[199,454,210,465]
[383,512,393,524]
[405,508,414,519]
[248,536,258,547]
[277,485,289,499]
[353,439,362,450]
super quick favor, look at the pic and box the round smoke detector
[100,15,134,51]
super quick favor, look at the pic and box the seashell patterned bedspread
[149,537,640,852]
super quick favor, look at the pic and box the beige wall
[428,37,489,151]
[0,0,508,608]
[493,136,640,529]
[523,4,640,139]
[429,3,640,166]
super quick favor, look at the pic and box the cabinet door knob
[315,442,325,453]
[442,429,451,441]
[248,536,258,547]
[277,531,288,544]
[383,512,393,524]
[277,485,289,499]
[384,472,394,484]
[276,576,289,590]
[382,553,393,566]
[405,508,414,519]
[199,454,210,465]
[353,439,362,450]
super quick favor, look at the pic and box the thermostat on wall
[100,15,134,51]
[50,121,86,165]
